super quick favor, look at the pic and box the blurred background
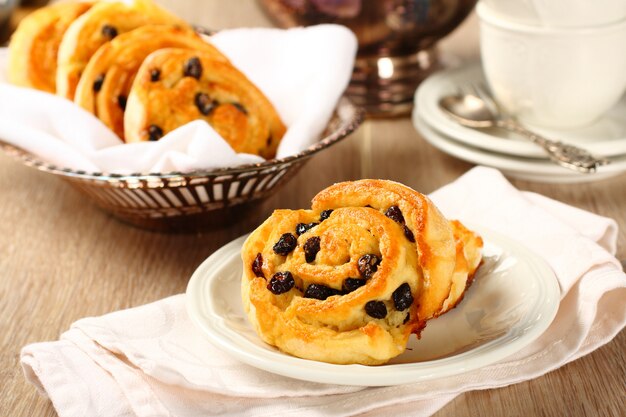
[2,0,480,117]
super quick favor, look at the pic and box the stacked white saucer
[412,63,626,183]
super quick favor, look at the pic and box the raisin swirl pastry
[241,180,483,365]
[8,1,92,93]
[73,26,227,140]
[124,48,286,158]
[56,0,186,100]
[312,180,483,321]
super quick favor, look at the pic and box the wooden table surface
[1,1,624,416]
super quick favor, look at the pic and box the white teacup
[480,0,540,26]
[482,0,626,28]
[534,0,626,28]
[477,1,626,129]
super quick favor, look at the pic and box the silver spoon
[438,86,610,174]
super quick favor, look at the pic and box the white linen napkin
[0,24,357,174]
[21,167,626,417]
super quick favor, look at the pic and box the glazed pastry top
[241,179,483,365]
[124,48,285,158]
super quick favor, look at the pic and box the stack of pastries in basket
[241,180,483,365]
[7,0,285,158]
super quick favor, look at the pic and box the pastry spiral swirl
[56,0,185,100]
[124,48,286,158]
[73,25,227,140]
[8,1,92,93]
[241,180,483,365]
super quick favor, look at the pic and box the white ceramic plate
[186,227,560,386]
[413,113,626,183]
[415,62,626,159]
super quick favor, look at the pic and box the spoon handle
[496,120,610,174]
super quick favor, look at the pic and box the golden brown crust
[242,207,419,365]
[8,2,93,92]
[311,179,460,322]
[73,26,227,140]
[441,220,484,312]
[242,180,483,365]
[56,0,186,100]
[124,48,285,158]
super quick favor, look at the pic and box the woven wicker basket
[0,96,363,231]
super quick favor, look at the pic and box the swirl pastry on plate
[241,180,483,365]
[124,48,286,158]
[8,1,93,92]
[56,0,185,100]
[73,25,227,140]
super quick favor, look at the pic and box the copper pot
[259,0,477,117]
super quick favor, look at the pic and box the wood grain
[2,2,624,416]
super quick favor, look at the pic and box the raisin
[320,209,333,221]
[195,92,217,115]
[267,271,295,294]
[295,222,318,236]
[342,278,366,293]
[183,57,202,79]
[150,68,161,82]
[303,283,339,300]
[252,253,264,278]
[101,25,118,39]
[385,206,415,242]
[232,102,248,114]
[357,254,380,279]
[303,236,321,263]
[403,225,415,243]
[93,74,105,92]
[365,300,387,319]
[147,125,163,141]
[272,233,297,255]
[385,205,405,224]
[117,95,127,110]
[392,283,414,311]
